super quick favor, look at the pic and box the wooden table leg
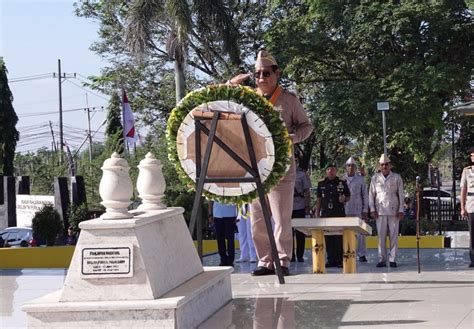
[342,229,356,273]
[311,230,325,273]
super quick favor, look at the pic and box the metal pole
[58,59,64,164]
[86,107,93,162]
[382,111,387,156]
[436,168,442,235]
[415,176,421,273]
[451,123,457,220]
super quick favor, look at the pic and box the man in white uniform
[369,154,404,268]
[460,147,474,268]
[343,157,369,262]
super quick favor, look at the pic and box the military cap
[255,50,278,68]
[379,153,391,164]
[324,162,337,170]
[345,157,357,166]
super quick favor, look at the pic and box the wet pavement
[1,248,473,328]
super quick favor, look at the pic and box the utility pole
[54,59,76,165]
[49,121,57,152]
[58,59,63,164]
[85,93,93,162]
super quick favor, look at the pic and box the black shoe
[336,263,343,268]
[469,263,474,268]
[325,262,335,268]
[281,266,290,276]
[251,266,275,276]
[389,262,397,268]
[291,257,296,262]
[297,258,304,263]
[376,261,386,268]
[358,256,368,262]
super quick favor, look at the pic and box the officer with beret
[460,146,474,268]
[314,162,351,267]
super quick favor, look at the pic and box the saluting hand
[228,73,252,85]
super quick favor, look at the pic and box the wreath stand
[187,110,285,284]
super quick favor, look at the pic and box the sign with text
[81,245,133,278]
[16,195,55,228]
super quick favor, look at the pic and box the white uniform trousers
[376,215,399,262]
[357,234,366,257]
[237,218,257,262]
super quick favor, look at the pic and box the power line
[18,106,105,118]
[8,73,54,82]
[65,79,109,101]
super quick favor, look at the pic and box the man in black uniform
[314,163,351,267]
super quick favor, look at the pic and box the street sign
[377,101,390,111]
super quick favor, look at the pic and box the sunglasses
[254,70,272,78]
[346,164,355,167]
[380,163,390,167]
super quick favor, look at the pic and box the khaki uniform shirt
[461,166,474,213]
[369,171,404,216]
[274,89,313,145]
[343,173,368,216]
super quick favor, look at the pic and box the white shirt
[369,171,404,216]
[342,173,368,216]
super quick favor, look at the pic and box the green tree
[0,58,19,175]
[105,92,124,153]
[32,204,63,246]
[265,0,474,182]
[125,0,240,102]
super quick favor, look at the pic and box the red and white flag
[122,90,135,139]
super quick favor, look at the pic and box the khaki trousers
[376,215,399,262]
[251,164,295,269]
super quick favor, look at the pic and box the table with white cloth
[292,217,372,273]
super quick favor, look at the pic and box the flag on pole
[122,91,135,139]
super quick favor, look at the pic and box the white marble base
[23,207,234,328]
[60,208,204,301]
[23,266,232,328]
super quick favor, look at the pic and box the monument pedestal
[23,208,232,328]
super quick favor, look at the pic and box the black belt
[468,192,474,196]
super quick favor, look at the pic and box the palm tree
[125,0,240,103]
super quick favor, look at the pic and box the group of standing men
[314,154,404,268]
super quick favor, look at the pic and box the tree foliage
[264,0,474,182]
[105,92,125,153]
[32,204,63,246]
[0,57,19,176]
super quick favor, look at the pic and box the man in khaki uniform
[342,157,369,262]
[369,154,404,268]
[229,50,313,276]
[460,146,474,268]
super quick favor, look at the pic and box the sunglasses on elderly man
[254,70,272,78]
[380,163,390,167]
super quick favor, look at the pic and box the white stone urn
[137,152,166,210]
[99,152,133,219]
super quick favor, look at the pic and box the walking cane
[415,176,421,273]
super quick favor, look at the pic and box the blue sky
[1,0,109,153]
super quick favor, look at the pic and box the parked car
[422,187,460,205]
[0,227,33,247]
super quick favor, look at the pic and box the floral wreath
[166,84,291,204]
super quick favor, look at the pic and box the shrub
[32,204,63,246]
[68,203,89,234]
